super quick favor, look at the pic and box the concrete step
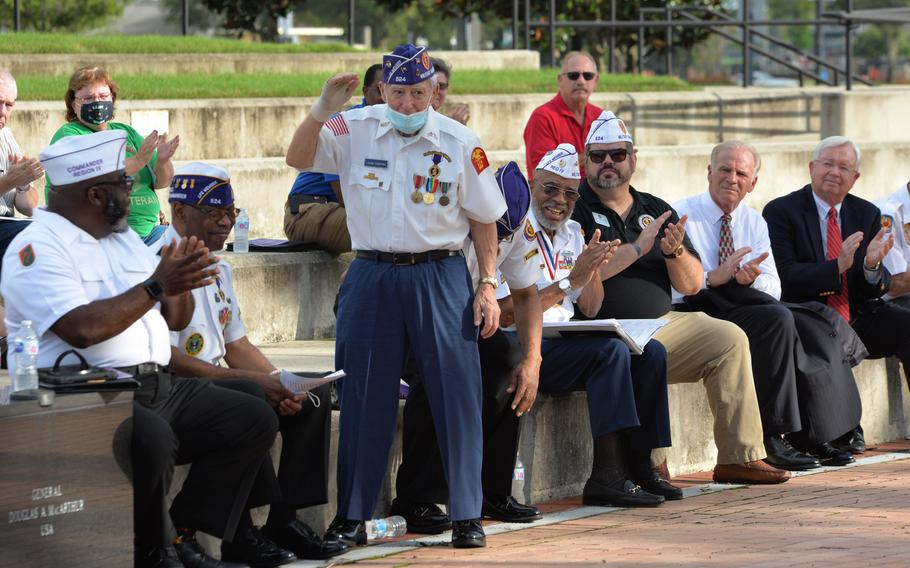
[7,50,540,78]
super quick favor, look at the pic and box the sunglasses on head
[564,71,597,81]
[587,149,630,164]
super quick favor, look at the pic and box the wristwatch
[479,275,498,289]
[662,245,684,259]
[704,271,712,289]
[558,278,573,294]
[142,277,165,301]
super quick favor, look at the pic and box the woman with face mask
[45,67,180,245]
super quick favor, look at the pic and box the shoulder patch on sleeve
[882,214,894,233]
[18,244,35,267]
[325,114,350,137]
[523,219,536,241]
[470,147,489,174]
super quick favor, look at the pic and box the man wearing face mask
[46,67,180,246]
[286,44,506,549]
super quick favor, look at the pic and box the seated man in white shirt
[498,144,679,507]
[876,184,910,311]
[1,130,278,568]
[673,140,861,469]
[159,163,348,564]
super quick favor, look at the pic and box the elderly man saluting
[286,44,506,549]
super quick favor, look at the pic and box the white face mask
[385,104,430,134]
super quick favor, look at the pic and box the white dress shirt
[308,104,506,252]
[672,191,781,302]
[1,209,171,375]
[812,189,882,284]
[876,184,910,300]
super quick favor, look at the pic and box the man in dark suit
[763,135,901,455]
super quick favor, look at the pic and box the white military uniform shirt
[671,191,781,302]
[499,209,584,323]
[1,209,171,375]
[308,104,506,252]
[158,226,247,364]
[876,184,910,300]
[463,217,540,290]
[0,128,27,217]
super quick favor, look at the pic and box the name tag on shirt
[593,212,611,228]
[364,158,389,169]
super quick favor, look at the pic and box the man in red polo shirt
[523,51,602,180]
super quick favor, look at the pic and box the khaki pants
[653,311,765,465]
[283,201,351,255]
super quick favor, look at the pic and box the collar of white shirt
[811,189,842,225]
[32,207,97,246]
[696,190,742,228]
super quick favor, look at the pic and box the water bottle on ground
[11,320,39,399]
[511,454,526,500]
[233,208,250,253]
[365,515,407,540]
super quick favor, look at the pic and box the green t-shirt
[45,121,160,238]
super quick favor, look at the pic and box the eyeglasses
[563,71,597,81]
[814,160,855,175]
[539,183,581,201]
[587,149,630,164]
[189,205,240,222]
[438,82,449,90]
[75,92,113,104]
[95,174,134,193]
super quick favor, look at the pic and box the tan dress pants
[653,310,766,465]
[283,201,351,255]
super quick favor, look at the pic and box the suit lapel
[800,185,824,261]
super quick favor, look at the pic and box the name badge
[593,212,611,228]
[364,158,388,169]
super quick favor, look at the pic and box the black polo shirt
[571,181,700,319]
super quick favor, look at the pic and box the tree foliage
[199,0,292,40]
[0,0,128,32]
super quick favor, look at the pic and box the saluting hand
[660,214,688,256]
[734,252,769,286]
[837,231,864,274]
[152,236,219,295]
[864,227,894,269]
[310,73,360,122]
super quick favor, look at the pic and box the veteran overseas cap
[169,162,235,207]
[494,161,532,239]
[383,43,435,85]
[535,143,581,180]
[40,129,127,186]
[585,110,633,147]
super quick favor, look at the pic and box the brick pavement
[342,449,910,568]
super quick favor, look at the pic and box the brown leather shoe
[713,460,791,484]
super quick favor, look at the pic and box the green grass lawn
[16,69,693,100]
[0,32,359,54]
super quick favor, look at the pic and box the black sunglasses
[564,71,597,81]
[587,149,630,164]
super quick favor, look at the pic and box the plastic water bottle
[365,515,407,540]
[11,320,39,399]
[233,208,250,253]
[511,454,526,500]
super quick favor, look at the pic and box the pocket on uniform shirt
[347,166,391,192]
[117,257,153,287]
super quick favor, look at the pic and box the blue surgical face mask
[386,104,429,134]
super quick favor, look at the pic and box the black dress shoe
[833,426,866,454]
[176,533,249,568]
[764,435,821,471]
[582,478,665,508]
[221,527,296,568]
[632,471,684,501]
[482,495,542,523]
[137,545,184,568]
[324,516,367,546]
[263,519,348,560]
[451,518,486,548]
[389,498,451,534]
[809,442,855,466]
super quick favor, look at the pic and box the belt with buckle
[356,250,462,265]
[117,362,168,376]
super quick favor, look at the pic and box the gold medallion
[429,164,441,178]
[423,192,435,205]
[439,195,450,206]
[411,191,423,203]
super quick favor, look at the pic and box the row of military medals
[412,154,452,206]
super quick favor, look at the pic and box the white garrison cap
[40,130,127,186]
[535,143,581,180]
[585,110,633,147]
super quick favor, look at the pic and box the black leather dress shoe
[482,495,542,523]
[221,527,296,568]
[176,533,249,568]
[389,499,451,534]
[833,426,866,454]
[451,519,486,548]
[764,435,821,471]
[632,471,684,500]
[809,442,855,466]
[137,545,183,568]
[582,478,665,508]
[324,516,367,546]
[263,519,348,560]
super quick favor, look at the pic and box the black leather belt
[118,363,172,405]
[117,362,169,376]
[356,249,462,265]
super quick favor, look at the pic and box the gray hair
[813,136,862,171]
[710,140,762,176]
[560,51,598,73]
[0,69,16,92]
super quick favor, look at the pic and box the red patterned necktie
[826,207,850,321]
[718,214,734,265]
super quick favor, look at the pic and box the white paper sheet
[279,369,346,394]
[541,319,668,354]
